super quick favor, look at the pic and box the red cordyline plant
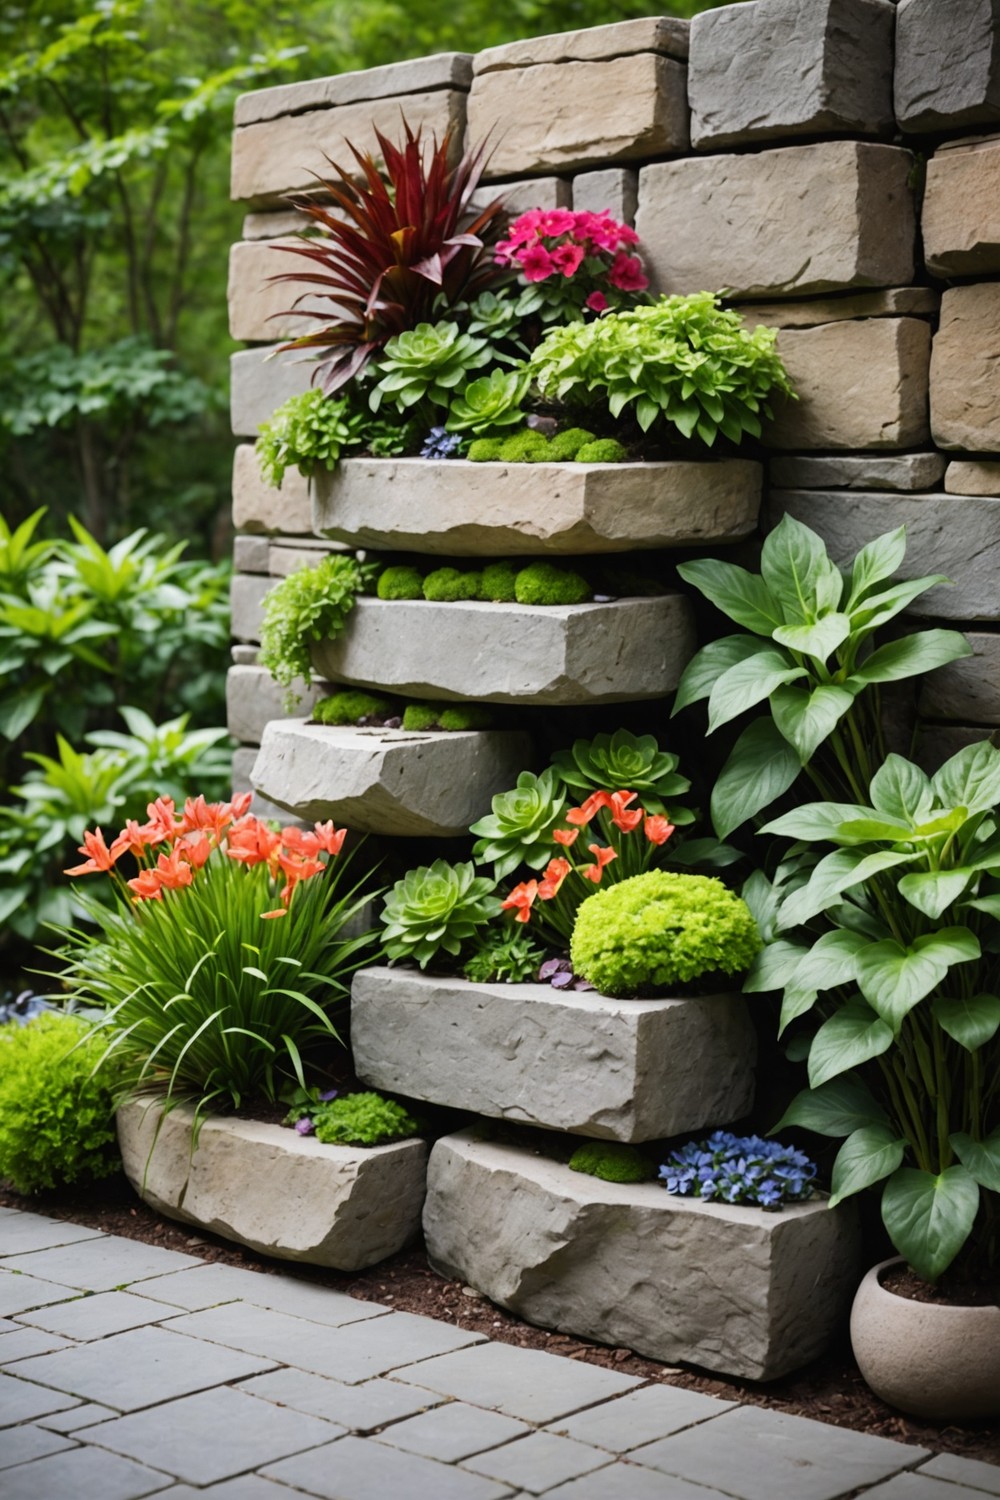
[270,122,509,394]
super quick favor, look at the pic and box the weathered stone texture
[424,1131,860,1381]
[770,453,946,492]
[228,240,336,343]
[232,644,259,666]
[924,136,1000,275]
[768,490,1000,620]
[251,722,534,837]
[227,665,323,746]
[636,143,915,299]
[469,178,570,217]
[473,17,690,73]
[689,0,895,150]
[351,969,756,1141]
[571,168,638,224]
[242,210,312,240]
[232,444,312,534]
[467,56,689,178]
[118,1100,427,1271]
[945,460,1000,496]
[931,285,1000,451]
[230,573,273,644]
[231,349,312,437]
[738,288,938,329]
[236,53,473,126]
[919,633,1000,723]
[765,319,931,451]
[232,534,270,573]
[310,596,695,705]
[895,0,1000,133]
[916,725,996,775]
[312,458,761,556]
[268,540,342,577]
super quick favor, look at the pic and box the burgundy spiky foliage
[269,122,509,394]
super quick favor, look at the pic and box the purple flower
[294,1117,315,1136]
[318,1089,339,1102]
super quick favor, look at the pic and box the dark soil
[883,1263,1000,1308]
[3,1172,998,1469]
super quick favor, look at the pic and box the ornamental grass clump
[659,1133,817,1209]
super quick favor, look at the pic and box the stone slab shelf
[352,967,756,1143]
[311,458,762,556]
[310,596,694,706]
[424,1129,860,1382]
[251,720,534,837]
[117,1100,427,1272]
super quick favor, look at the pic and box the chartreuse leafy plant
[380,859,502,970]
[747,741,1000,1285]
[285,1090,421,1146]
[674,517,973,839]
[259,555,374,709]
[256,389,368,488]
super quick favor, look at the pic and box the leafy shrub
[313,1092,421,1147]
[370,323,490,418]
[462,925,544,984]
[479,562,519,602]
[659,1133,816,1209]
[551,729,694,821]
[514,562,590,606]
[313,690,395,726]
[471,769,568,879]
[570,871,761,996]
[259,555,369,708]
[377,566,425,601]
[576,438,626,463]
[256,389,366,489]
[381,859,502,970]
[423,567,482,602]
[0,1013,120,1194]
[546,427,597,460]
[569,1141,656,1184]
[446,368,530,435]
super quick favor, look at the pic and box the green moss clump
[401,703,440,731]
[546,427,596,460]
[514,562,591,606]
[479,562,520,602]
[377,565,425,600]
[570,870,763,998]
[423,567,482,602]
[576,438,627,463]
[467,437,506,462]
[439,704,493,731]
[497,429,552,463]
[568,1141,657,1184]
[314,690,394,726]
[312,1091,421,1146]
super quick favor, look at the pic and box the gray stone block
[268,539,346,576]
[236,53,473,126]
[312,458,761,556]
[920,632,1000,722]
[375,1402,530,1461]
[395,1338,639,1421]
[571,168,638,224]
[232,644,259,664]
[738,287,938,328]
[351,967,756,1142]
[0,1424,75,1469]
[117,1100,428,1272]
[264,1434,510,1500]
[919,1453,1000,1495]
[19,1291,173,1342]
[924,135,1000,275]
[227,665,323,746]
[931,284,1000,451]
[916,724,996,774]
[636,142,916,299]
[0,1446,178,1500]
[252,721,534,837]
[228,238,332,343]
[309,596,695,706]
[689,0,895,150]
[0,1210,102,1256]
[230,572,273,644]
[895,0,1000,133]
[465,1429,609,1492]
[242,209,311,239]
[230,348,312,437]
[549,1384,736,1452]
[469,177,570,217]
[423,1130,860,1382]
[473,17,690,73]
[770,453,946,491]
[240,1367,447,1430]
[232,443,313,534]
[3,1234,201,1291]
[233,534,270,573]
[945,459,1000,495]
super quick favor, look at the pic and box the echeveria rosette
[446,367,531,436]
[369,322,490,418]
[551,728,695,823]
[660,1132,817,1210]
[470,769,568,880]
[380,858,502,970]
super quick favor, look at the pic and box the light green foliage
[377,566,424,600]
[570,870,762,996]
[514,562,591,606]
[471,769,568,879]
[370,322,490,418]
[445,367,530,434]
[0,1013,121,1194]
[401,702,492,731]
[422,567,482,602]
[256,389,367,488]
[313,690,394,725]
[479,562,519,602]
[546,427,597,460]
[381,858,502,969]
[312,1092,421,1146]
[462,923,543,983]
[576,438,627,463]
[467,437,506,462]
[496,429,552,463]
[528,293,795,446]
[259,555,368,706]
[465,290,526,348]
[568,1141,656,1183]
[551,728,694,822]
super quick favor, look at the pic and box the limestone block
[423,1130,860,1381]
[919,633,1000,723]
[469,178,570,217]
[231,745,256,793]
[473,17,690,73]
[924,136,1000,275]
[236,53,473,127]
[242,210,312,240]
[765,319,930,451]
[231,90,467,206]
[946,460,1000,496]
[689,0,895,150]
[230,348,312,437]
[636,142,916,299]
[228,239,335,343]
[931,285,1000,451]
[738,288,938,329]
[230,572,273,643]
[916,725,997,774]
[233,534,270,573]
[768,490,1000,620]
[252,722,534,837]
[310,595,695,706]
[312,458,761,556]
[118,1100,426,1272]
[351,968,756,1141]
[232,644,259,666]
[232,443,312,534]
[895,0,1000,133]
[467,56,689,179]
[227,665,324,746]
[269,539,346,576]
[571,168,638,225]
[770,453,946,492]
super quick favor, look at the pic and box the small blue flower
[658,1133,817,1211]
[420,427,464,459]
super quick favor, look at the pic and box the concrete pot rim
[858,1254,1000,1325]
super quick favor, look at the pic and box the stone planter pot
[117,1099,427,1272]
[310,595,695,706]
[250,720,533,837]
[351,967,756,1143]
[850,1257,1000,1421]
[424,1128,860,1382]
[312,457,763,556]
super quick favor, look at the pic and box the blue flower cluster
[420,427,463,459]
[659,1132,816,1211]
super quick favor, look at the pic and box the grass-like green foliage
[467,437,505,462]
[313,690,395,726]
[445,368,530,435]
[462,924,544,984]
[471,769,568,879]
[381,859,502,970]
[569,1141,657,1184]
[370,322,490,418]
[256,390,366,489]
[423,567,482,602]
[576,438,627,463]
[0,1013,121,1194]
[551,729,694,821]
[259,555,367,709]
[546,427,597,460]
[377,566,425,600]
[570,871,762,997]
[480,562,519,602]
[514,562,590,606]
[528,292,795,447]
[313,1092,421,1147]
[401,702,493,732]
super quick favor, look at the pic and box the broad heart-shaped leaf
[774,1075,888,1138]
[676,559,782,636]
[710,718,803,841]
[828,1125,907,1207]
[772,613,852,663]
[760,513,844,621]
[850,575,950,633]
[779,986,820,1034]
[778,848,915,930]
[856,929,982,1033]
[932,992,1000,1052]
[770,682,856,761]
[951,1127,1000,1192]
[845,525,907,610]
[707,649,806,732]
[932,738,1000,816]
[790,928,869,994]
[743,939,810,993]
[808,997,894,1088]
[881,1165,980,1283]
[672,634,762,715]
[850,629,973,687]
[761,801,873,842]
[898,868,976,921]
[869,754,934,824]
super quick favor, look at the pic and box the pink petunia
[518,244,556,282]
[585,290,609,314]
[551,242,585,278]
[539,209,577,237]
[608,252,649,292]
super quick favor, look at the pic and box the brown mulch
[3,1173,998,1469]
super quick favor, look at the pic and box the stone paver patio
[1,1206,998,1499]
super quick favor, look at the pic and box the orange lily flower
[565,790,614,827]
[609,790,642,833]
[65,828,119,877]
[538,857,571,899]
[141,797,178,845]
[153,847,195,892]
[178,831,212,869]
[128,867,164,902]
[229,791,253,820]
[552,827,579,847]
[227,817,281,870]
[110,819,151,862]
[501,880,539,923]
[582,844,618,883]
[644,816,675,846]
[312,821,346,857]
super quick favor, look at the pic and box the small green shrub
[514,562,591,606]
[462,925,544,984]
[381,859,502,969]
[0,1013,120,1194]
[497,429,552,463]
[377,566,425,601]
[423,567,482,602]
[312,1092,421,1146]
[570,870,762,997]
[467,437,506,462]
[256,389,366,488]
[576,438,627,463]
[546,427,596,460]
[401,703,440,732]
[259,555,368,709]
[314,690,395,726]
[569,1141,657,1184]
[479,562,519,602]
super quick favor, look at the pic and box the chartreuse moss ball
[575,438,627,463]
[377,565,424,600]
[313,690,394,726]
[514,562,591,606]
[423,567,482,602]
[568,1141,657,1184]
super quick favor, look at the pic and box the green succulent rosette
[380,858,502,970]
[470,768,567,879]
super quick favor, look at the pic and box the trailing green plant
[514,562,590,606]
[256,389,368,488]
[309,1091,421,1147]
[445,367,530,435]
[259,554,372,709]
[313,690,396,726]
[461,924,544,984]
[569,1141,657,1184]
[471,769,568,879]
[551,728,695,822]
[423,566,483,602]
[380,858,502,970]
[0,1012,121,1194]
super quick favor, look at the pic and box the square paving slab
[0,1443,172,1500]
[465,1430,611,1492]
[0,1421,76,1469]
[397,1341,640,1422]
[0,1212,104,1257]
[263,1433,512,1500]
[547,1384,735,1451]
[239,1367,446,1430]
[919,1454,1000,1494]
[134,1262,388,1324]
[861,1476,997,1499]
[0,1271,76,1318]
[0,1327,74,1362]
[375,1401,529,1461]
[544,1461,733,1499]
[17,1290,175,1341]
[0,1369,80,1426]
[2,1236,202,1291]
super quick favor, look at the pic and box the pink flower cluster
[495,209,648,310]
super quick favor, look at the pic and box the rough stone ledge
[235,53,473,127]
[227,665,325,747]
[423,1128,860,1382]
[473,17,690,74]
[919,632,1000,724]
[945,460,1000,496]
[770,453,946,492]
[924,135,1000,276]
[351,968,756,1142]
[118,1099,427,1272]
[737,288,938,328]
